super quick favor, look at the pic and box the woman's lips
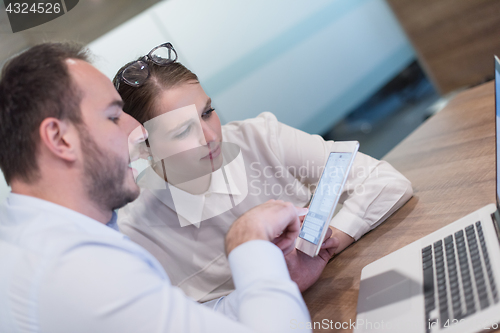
[201,144,221,160]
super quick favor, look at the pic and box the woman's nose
[201,123,217,144]
[129,124,149,144]
[128,123,150,161]
[126,113,149,144]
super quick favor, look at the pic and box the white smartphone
[295,141,359,257]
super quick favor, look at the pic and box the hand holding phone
[225,200,307,255]
[295,141,359,257]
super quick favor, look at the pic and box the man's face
[67,59,146,211]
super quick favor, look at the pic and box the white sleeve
[202,292,240,321]
[330,151,413,240]
[263,112,413,241]
[38,240,311,333]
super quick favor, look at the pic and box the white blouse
[117,112,413,302]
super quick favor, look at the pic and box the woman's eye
[109,117,120,124]
[175,125,192,139]
[202,108,215,119]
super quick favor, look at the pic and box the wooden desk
[303,81,497,332]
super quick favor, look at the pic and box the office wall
[88,0,415,135]
[0,0,414,203]
[386,0,500,94]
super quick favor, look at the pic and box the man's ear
[39,118,79,162]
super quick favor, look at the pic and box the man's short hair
[0,42,89,185]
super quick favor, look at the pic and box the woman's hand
[285,226,354,292]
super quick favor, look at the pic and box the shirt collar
[106,211,120,231]
[167,184,204,228]
[6,193,126,239]
[208,164,241,196]
[137,167,201,227]
[137,151,243,228]
[138,166,176,209]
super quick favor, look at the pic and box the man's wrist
[225,216,268,254]
[229,240,291,289]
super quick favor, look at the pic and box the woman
[114,42,413,303]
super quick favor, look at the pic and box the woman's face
[145,81,223,184]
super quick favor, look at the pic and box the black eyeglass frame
[114,42,178,89]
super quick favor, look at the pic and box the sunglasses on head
[114,42,178,90]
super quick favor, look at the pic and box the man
[0,43,311,332]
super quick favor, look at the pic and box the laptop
[354,57,500,333]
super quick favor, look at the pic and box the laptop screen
[495,56,500,209]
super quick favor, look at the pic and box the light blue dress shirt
[0,193,310,332]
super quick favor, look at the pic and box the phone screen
[299,152,353,245]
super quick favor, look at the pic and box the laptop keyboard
[422,221,498,330]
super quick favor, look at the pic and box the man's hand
[285,226,354,292]
[225,200,308,255]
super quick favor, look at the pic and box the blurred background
[1,0,500,202]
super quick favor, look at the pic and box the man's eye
[202,108,215,119]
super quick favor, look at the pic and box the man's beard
[78,127,139,212]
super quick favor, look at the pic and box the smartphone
[295,141,359,257]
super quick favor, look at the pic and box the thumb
[295,207,308,217]
[321,236,340,249]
